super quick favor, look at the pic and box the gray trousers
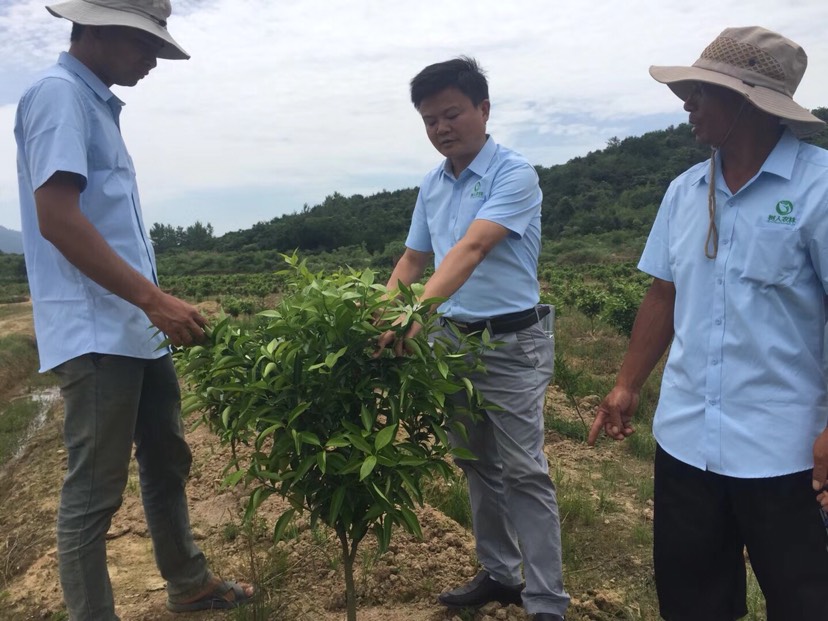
[444,321,570,616]
[53,353,210,621]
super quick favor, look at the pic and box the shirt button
[709,399,718,406]
[722,239,729,245]
[715,319,722,325]
[712,359,719,365]
[717,278,723,285]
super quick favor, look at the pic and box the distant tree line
[149,221,216,252]
[149,111,828,263]
[6,112,828,292]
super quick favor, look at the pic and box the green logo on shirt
[775,200,794,216]
[767,200,796,225]
[470,181,484,199]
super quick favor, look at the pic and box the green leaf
[223,469,246,487]
[347,433,373,454]
[360,405,375,431]
[299,431,322,446]
[287,402,312,425]
[374,425,396,451]
[399,506,423,539]
[359,455,377,481]
[273,509,296,542]
[378,516,393,553]
[244,487,273,524]
[326,435,350,448]
[325,346,348,369]
[328,486,346,524]
[371,482,391,505]
[449,447,478,461]
[437,359,449,379]
[398,471,423,504]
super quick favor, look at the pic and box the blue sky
[1,0,827,235]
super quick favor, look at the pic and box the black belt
[448,305,550,335]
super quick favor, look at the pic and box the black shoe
[437,570,523,608]
[532,614,564,621]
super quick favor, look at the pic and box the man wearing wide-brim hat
[589,26,828,620]
[14,1,253,618]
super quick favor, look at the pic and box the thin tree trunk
[338,528,359,621]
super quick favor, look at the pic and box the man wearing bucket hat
[588,27,828,620]
[14,1,253,618]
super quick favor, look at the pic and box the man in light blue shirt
[377,57,568,621]
[589,27,828,620]
[15,1,252,618]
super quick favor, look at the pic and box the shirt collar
[694,128,799,187]
[760,129,798,181]
[58,52,125,110]
[440,135,497,180]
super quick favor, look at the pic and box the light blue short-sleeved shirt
[405,136,543,321]
[15,53,165,372]
[640,130,828,477]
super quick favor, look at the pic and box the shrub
[175,254,492,620]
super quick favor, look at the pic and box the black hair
[410,56,489,109]
[70,22,86,42]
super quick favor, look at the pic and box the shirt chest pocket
[88,117,132,174]
[737,228,803,288]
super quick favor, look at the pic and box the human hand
[813,427,828,511]
[587,385,638,446]
[144,291,208,347]
[373,319,423,358]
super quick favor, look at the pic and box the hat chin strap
[705,98,749,260]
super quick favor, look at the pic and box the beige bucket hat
[650,26,824,137]
[47,0,189,60]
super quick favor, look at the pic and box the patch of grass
[0,398,39,466]
[635,477,655,503]
[0,304,28,320]
[423,471,472,530]
[554,463,599,572]
[308,524,340,570]
[544,413,587,442]
[745,564,767,621]
[631,522,653,547]
[203,518,292,621]
[124,470,140,497]
[0,532,40,589]
[0,334,39,392]
[223,522,241,542]
[597,489,620,514]
[627,427,657,461]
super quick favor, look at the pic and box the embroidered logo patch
[767,200,796,225]
[470,181,485,199]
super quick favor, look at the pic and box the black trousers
[653,444,828,621]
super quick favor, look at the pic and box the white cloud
[1,0,828,234]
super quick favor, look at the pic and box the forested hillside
[149,110,828,267]
[3,111,827,290]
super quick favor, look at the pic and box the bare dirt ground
[0,305,656,621]
[0,301,34,339]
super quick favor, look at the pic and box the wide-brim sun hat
[46,0,189,60]
[649,26,824,138]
